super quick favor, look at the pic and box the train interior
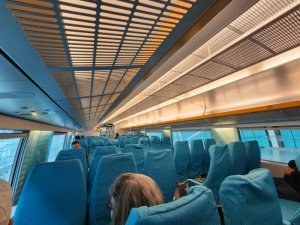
[1,0,300,224]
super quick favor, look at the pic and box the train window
[146,131,162,138]
[239,129,300,163]
[172,130,212,145]
[239,130,270,148]
[47,134,66,162]
[0,137,23,182]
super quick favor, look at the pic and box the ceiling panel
[6,0,199,128]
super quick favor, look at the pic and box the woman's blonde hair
[110,173,163,225]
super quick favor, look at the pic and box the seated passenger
[275,159,300,202]
[115,133,119,139]
[81,135,85,139]
[72,141,81,149]
[0,179,13,225]
[108,173,164,225]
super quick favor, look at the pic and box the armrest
[186,179,204,186]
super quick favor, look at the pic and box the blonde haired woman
[108,173,164,225]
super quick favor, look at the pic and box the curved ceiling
[2,0,218,130]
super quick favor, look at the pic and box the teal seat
[14,160,87,225]
[189,139,205,178]
[150,136,162,150]
[78,139,87,148]
[144,150,176,203]
[280,198,300,225]
[55,149,88,181]
[161,136,172,150]
[203,144,231,204]
[228,141,247,175]
[138,137,151,154]
[220,168,283,225]
[119,136,126,148]
[88,146,118,192]
[124,136,132,146]
[130,136,139,144]
[244,140,261,173]
[125,186,220,225]
[174,141,191,182]
[124,144,145,173]
[203,139,216,174]
[89,154,137,225]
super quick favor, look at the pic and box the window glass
[172,130,212,145]
[0,138,22,182]
[239,128,300,163]
[47,135,66,162]
[146,131,162,139]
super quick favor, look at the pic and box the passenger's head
[72,141,81,149]
[81,135,85,139]
[0,179,12,225]
[74,135,81,141]
[288,160,297,171]
[109,173,163,225]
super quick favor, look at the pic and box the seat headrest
[125,186,220,225]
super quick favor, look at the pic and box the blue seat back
[228,142,247,175]
[89,154,137,225]
[295,154,300,171]
[144,150,176,203]
[119,136,126,148]
[55,149,88,181]
[125,186,220,225]
[124,144,145,173]
[78,139,87,148]
[189,139,205,178]
[203,139,216,174]
[220,168,283,225]
[138,137,150,153]
[161,136,172,149]
[150,136,162,150]
[174,141,191,182]
[88,146,118,191]
[108,138,120,148]
[14,160,87,225]
[124,136,132,146]
[203,144,231,204]
[130,136,139,144]
[244,140,261,173]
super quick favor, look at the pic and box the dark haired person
[72,140,81,149]
[108,173,164,225]
[74,135,81,141]
[275,157,300,202]
[115,133,119,139]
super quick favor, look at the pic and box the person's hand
[284,168,294,175]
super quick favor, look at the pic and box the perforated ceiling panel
[109,3,300,124]
[7,0,198,128]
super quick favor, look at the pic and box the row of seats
[174,139,261,182]
[55,146,177,204]
[14,157,300,225]
[118,135,172,150]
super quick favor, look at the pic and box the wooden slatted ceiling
[7,0,197,128]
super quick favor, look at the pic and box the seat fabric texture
[88,146,118,191]
[189,139,205,178]
[244,140,261,173]
[89,153,137,225]
[228,141,247,175]
[55,149,88,181]
[173,141,191,182]
[203,144,231,204]
[124,144,145,173]
[125,185,220,225]
[144,150,176,203]
[14,160,87,225]
[220,168,283,225]
[203,139,216,174]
